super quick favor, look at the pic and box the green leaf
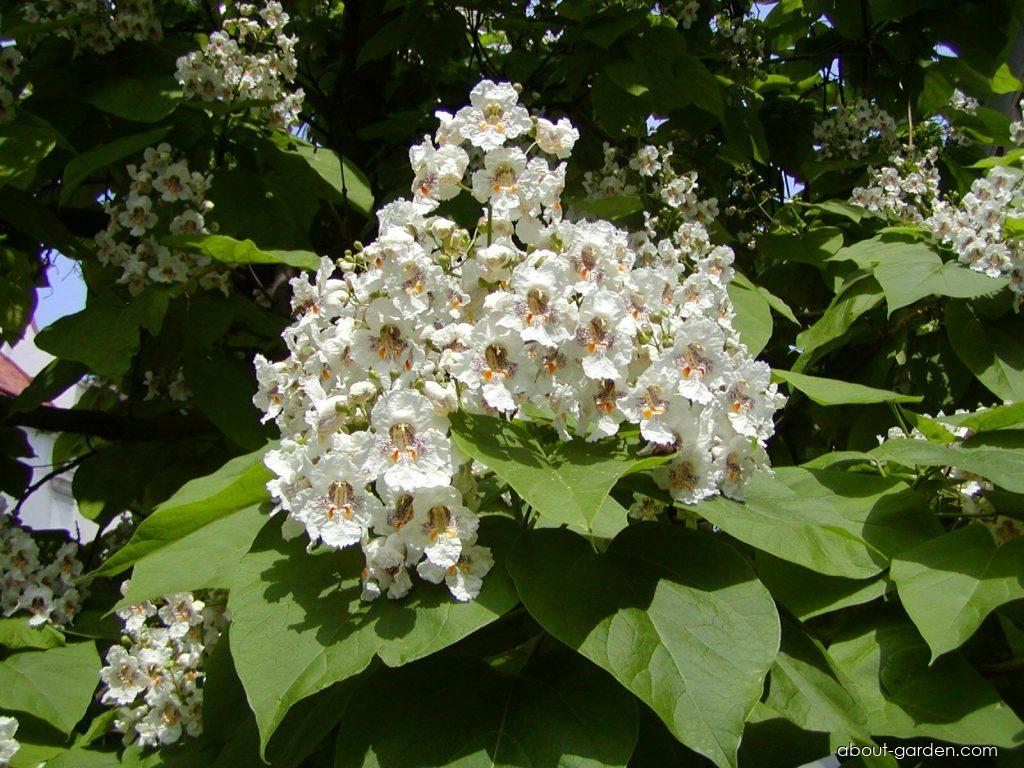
[34,289,170,380]
[772,369,922,405]
[117,503,267,609]
[268,135,374,217]
[163,234,320,271]
[765,619,872,742]
[827,237,924,271]
[946,301,1024,401]
[872,246,1007,314]
[869,436,1024,494]
[942,402,1024,432]
[45,748,120,768]
[356,16,410,68]
[90,444,272,578]
[756,552,888,620]
[829,609,1024,746]
[786,287,869,350]
[183,350,268,450]
[60,127,171,205]
[508,523,779,768]
[334,650,638,768]
[891,524,1024,660]
[71,442,174,521]
[86,75,181,122]
[7,360,88,414]
[0,643,100,733]
[0,618,65,650]
[0,112,57,190]
[731,273,799,326]
[448,412,671,537]
[228,516,520,754]
[581,11,644,47]
[727,280,773,355]
[758,227,844,266]
[0,247,38,345]
[697,467,940,579]
[972,147,1024,168]
[572,195,644,221]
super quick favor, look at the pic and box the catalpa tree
[0,1,1023,767]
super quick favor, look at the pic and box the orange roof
[0,354,32,398]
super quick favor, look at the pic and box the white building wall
[2,325,98,542]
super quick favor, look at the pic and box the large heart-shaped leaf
[117,503,268,609]
[449,412,669,537]
[765,619,871,743]
[860,240,1007,315]
[891,524,1024,660]
[0,643,100,733]
[755,553,888,621]
[697,468,940,578]
[228,516,520,753]
[507,522,779,768]
[334,651,638,768]
[829,609,1024,747]
[92,444,272,579]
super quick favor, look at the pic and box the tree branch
[1,398,216,442]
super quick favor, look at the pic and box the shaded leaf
[449,412,670,538]
[891,524,1024,660]
[228,516,520,753]
[508,523,779,768]
[334,651,638,768]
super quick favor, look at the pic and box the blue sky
[35,253,86,329]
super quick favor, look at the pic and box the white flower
[100,590,225,749]
[656,443,720,505]
[404,486,478,568]
[715,435,769,501]
[364,388,453,492]
[101,646,149,705]
[535,117,579,159]
[0,716,19,767]
[361,534,413,600]
[574,290,635,382]
[471,146,529,219]
[417,543,493,601]
[251,79,784,606]
[410,137,470,207]
[455,79,531,150]
[118,194,157,236]
[153,162,193,202]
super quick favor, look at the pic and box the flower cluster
[0,717,18,768]
[582,142,720,224]
[949,89,979,115]
[850,147,941,223]
[175,1,304,130]
[880,412,1023,544]
[1,498,86,628]
[21,0,162,54]
[813,99,897,160]
[254,80,784,603]
[582,143,640,200]
[925,165,1024,299]
[712,12,765,78]
[847,140,1024,304]
[95,143,229,296]
[143,369,191,403]
[0,40,23,124]
[100,589,227,749]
